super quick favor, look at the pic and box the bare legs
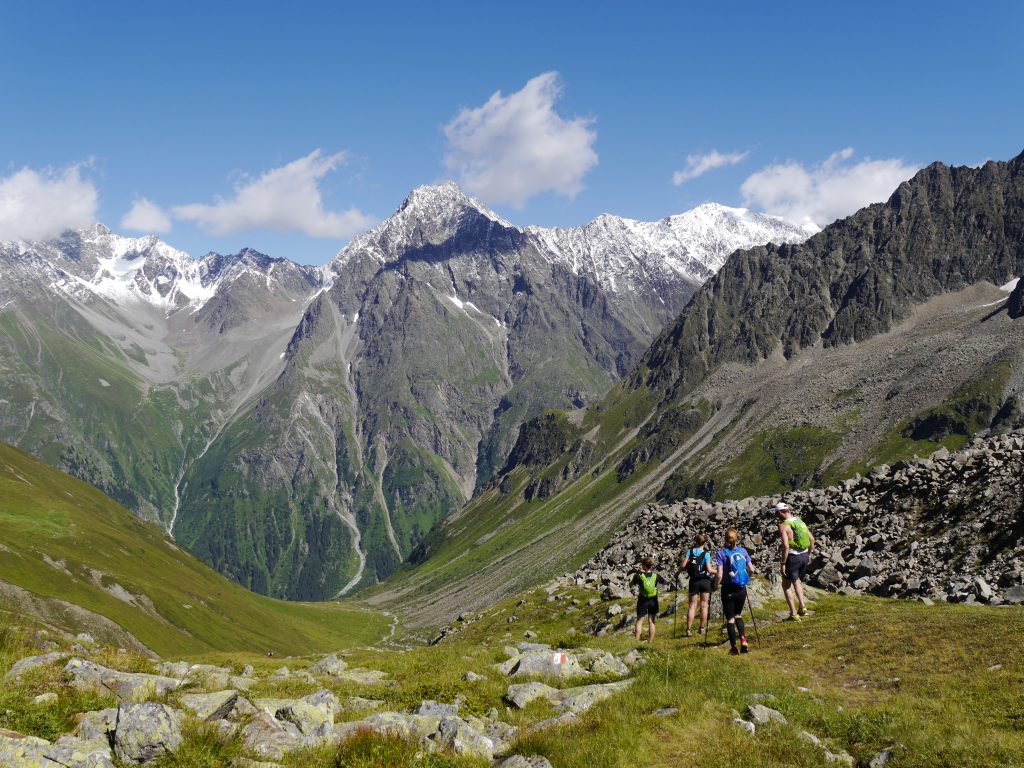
[782,577,807,617]
[634,614,656,642]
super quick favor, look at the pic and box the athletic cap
[774,502,790,512]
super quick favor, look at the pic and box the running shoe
[729,646,740,656]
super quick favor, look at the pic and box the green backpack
[785,517,812,550]
[638,572,659,598]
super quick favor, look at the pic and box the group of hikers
[629,502,814,655]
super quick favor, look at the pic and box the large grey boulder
[276,690,339,735]
[310,654,348,676]
[510,650,587,679]
[113,703,183,764]
[745,704,787,725]
[4,652,68,683]
[66,658,180,702]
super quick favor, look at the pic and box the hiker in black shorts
[713,528,755,655]
[630,556,668,643]
[775,502,815,620]
[678,534,716,637]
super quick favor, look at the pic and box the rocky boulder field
[576,430,1024,606]
[0,627,644,767]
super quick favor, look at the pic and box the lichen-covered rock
[0,729,53,767]
[240,711,301,760]
[509,650,587,679]
[74,709,118,742]
[555,680,633,714]
[310,654,348,676]
[586,652,629,676]
[179,690,239,722]
[66,658,180,702]
[506,682,559,709]
[113,703,183,764]
[45,736,115,768]
[435,716,494,761]
[414,700,459,718]
[358,712,441,743]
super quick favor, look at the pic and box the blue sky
[1,1,1021,264]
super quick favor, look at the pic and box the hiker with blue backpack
[713,528,754,655]
[678,533,716,637]
[776,501,815,620]
[630,556,669,643]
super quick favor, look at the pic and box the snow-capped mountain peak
[329,182,515,273]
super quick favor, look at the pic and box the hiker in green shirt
[630,556,668,643]
[776,502,815,620]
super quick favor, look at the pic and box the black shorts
[689,577,712,595]
[785,551,810,581]
[636,596,659,618]
[721,587,746,621]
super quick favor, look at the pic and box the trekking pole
[745,592,762,644]
[672,574,679,639]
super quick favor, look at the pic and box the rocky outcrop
[575,431,1024,604]
[1009,278,1024,318]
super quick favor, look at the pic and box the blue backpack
[724,547,750,587]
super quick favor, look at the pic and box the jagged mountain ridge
[0,183,807,599]
[366,151,1024,629]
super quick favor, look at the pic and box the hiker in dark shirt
[713,528,754,655]
[630,556,668,643]
[678,533,716,637]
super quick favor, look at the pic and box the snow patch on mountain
[5,224,323,314]
[527,203,812,295]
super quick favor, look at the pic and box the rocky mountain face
[579,430,1024,607]
[638,154,1024,399]
[0,185,805,599]
[368,151,1024,629]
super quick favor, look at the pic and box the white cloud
[121,197,171,233]
[740,148,919,229]
[672,149,748,185]
[0,164,98,241]
[443,72,598,208]
[173,150,374,238]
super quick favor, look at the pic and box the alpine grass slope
[0,442,388,657]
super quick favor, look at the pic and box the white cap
[774,502,790,512]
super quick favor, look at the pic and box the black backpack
[686,548,709,580]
